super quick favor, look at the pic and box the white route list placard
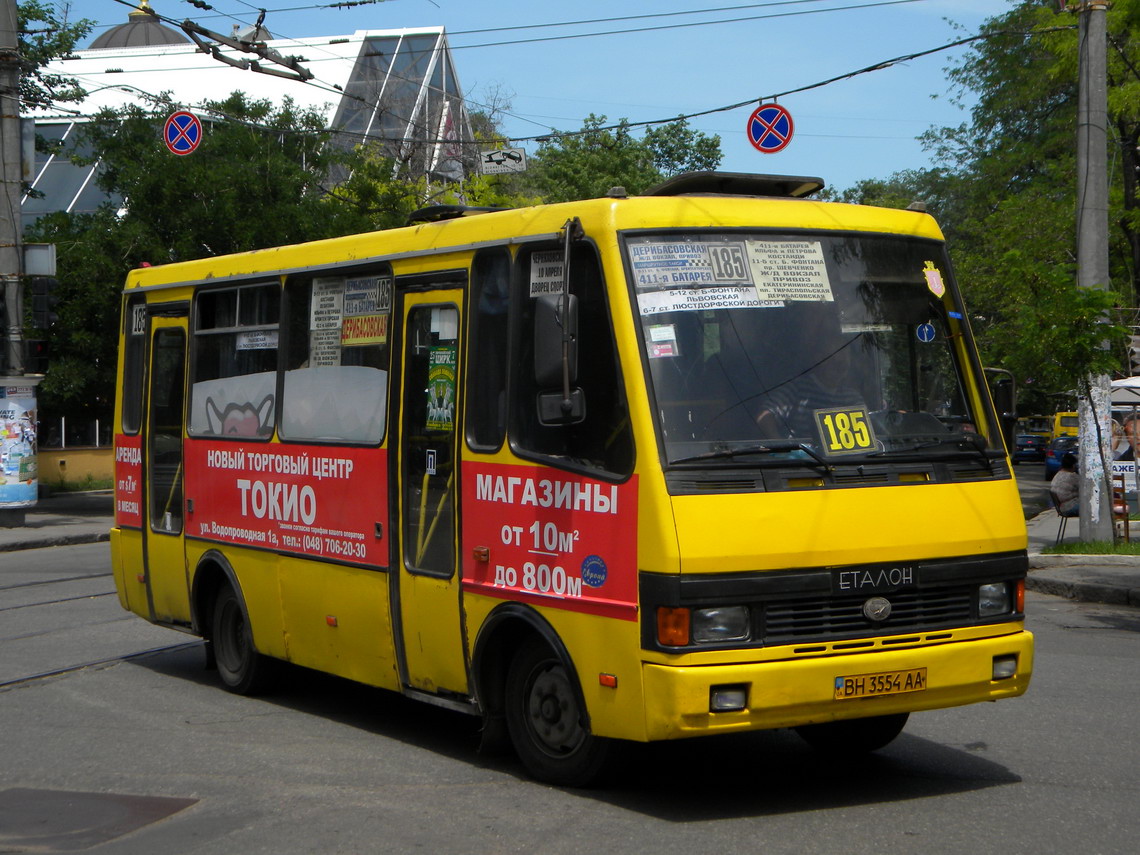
[748,240,833,302]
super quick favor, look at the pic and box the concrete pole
[0,0,23,375]
[1075,0,1114,541]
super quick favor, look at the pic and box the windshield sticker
[923,261,946,297]
[311,277,344,330]
[637,287,779,315]
[629,240,782,314]
[630,241,753,288]
[529,250,564,297]
[236,330,278,351]
[647,323,679,358]
[746,240,833,302]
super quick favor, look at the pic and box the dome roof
[89,2,190,50]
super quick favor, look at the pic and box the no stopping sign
[746,103,794,154]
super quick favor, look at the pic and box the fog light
[710,684,749,712]
[691,606,750,643]
[993,654,1018,680]
[978,582,1012,617]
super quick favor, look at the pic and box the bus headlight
[978,582,1012,617]
[691,606,750,643]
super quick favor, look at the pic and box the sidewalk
[2,490,1138,609]
[1025,508,1140,608]
[0,491,114,553]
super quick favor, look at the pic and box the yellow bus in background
[1054,411,1079,438]
[1017,416,1052,442]
[111,172,1033,785]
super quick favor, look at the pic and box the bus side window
[466,247,511,452]
[189,283,280,439]
[511,243,634,477]
[280,271,391,444]
[121,294,147,434]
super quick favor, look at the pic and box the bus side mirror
[535,293,577,386]
[985,368,1017,454]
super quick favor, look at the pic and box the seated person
[1050,452,1079,515]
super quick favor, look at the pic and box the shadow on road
[130,646,1022,820]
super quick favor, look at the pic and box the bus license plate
[834,667,927,700]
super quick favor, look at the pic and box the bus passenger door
[394,291,468,696]
[142,313,191,625]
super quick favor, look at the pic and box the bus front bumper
[641,629,1033,740]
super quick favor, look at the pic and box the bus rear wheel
[211,585,275,695]
[504,641,610,787]
[794,712,909,754]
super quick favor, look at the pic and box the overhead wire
[49,26,1078,151]
[67,3,1079,152]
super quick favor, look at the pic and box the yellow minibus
[111,172,1032,785]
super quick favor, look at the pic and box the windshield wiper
[868,432,995,466]
[670,440,831,472]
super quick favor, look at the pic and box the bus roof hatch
[646,171,824,199]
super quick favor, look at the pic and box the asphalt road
[1,543,1138,854]
[1012,458,1053,519]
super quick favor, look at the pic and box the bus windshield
[626,231,997,467]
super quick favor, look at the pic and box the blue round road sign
[747,103,794,153]
[164,111,202,156]
[916,323,937,343]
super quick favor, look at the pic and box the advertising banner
[185,440,389,567]
[114,433,143,527]
[0,384,39,508]
[461,461,638,621]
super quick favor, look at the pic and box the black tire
[504,641,611,787]
[211,584,275,695]
[795,712,909,754]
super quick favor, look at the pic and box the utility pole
[1075,0,1114,541]
[0,0,22,376]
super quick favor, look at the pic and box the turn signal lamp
[657,607,690,646]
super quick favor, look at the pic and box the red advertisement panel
[461,461,638,621]
[114,433,143,528]
[185,440,389,567]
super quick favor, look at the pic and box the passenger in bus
[755,306,866,440]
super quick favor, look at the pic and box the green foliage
[25,94,375,420]
[76,93,372,260]
[852,1,1140,416]
[17,0,92,110]
[528,114,722,202]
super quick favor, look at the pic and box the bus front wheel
[794,712,909,754]
[211,585,275,695]
[504,641,610,787]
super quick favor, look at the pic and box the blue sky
[78,0,1017,191]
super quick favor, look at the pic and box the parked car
[1044,435,1079,480]
[1013,434,1047,463]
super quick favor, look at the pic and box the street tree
[528,114,722,202]
[17,0,91,112]
[847,2,1134,417]
[25,93,374,427]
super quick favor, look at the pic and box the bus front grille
[762,587,975,644]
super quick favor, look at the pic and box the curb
[1026,552,1140,608]
[1026,573,1140,607]
[0,532,110,553]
